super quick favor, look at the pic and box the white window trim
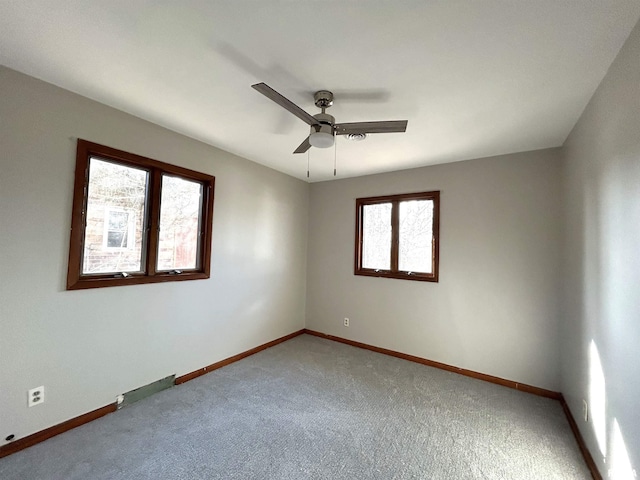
[102,206,136,251]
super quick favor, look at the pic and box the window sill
[66,272,210,290]
[354,270,438,283]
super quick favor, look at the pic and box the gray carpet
[0,334,590,479]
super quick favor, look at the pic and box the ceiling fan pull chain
[307,149,310,179]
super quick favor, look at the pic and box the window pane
[83,158,148,274]
[399,199,434,273]
[107,230,126,248]
[362,203,392,270]
[157,175,203,271]
[104,209,133,249]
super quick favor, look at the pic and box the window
[103,207,136,251]
[67,140,215,289]
[355,191,439,282]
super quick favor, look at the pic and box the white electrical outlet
[28,386,45,407]
[583,399,588,422]
[344,317,349,327]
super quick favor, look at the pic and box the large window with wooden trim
[67,140,215,290]
[355,191,439,282]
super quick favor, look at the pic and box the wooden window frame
[66,139,215,290]
[354,191,440,282]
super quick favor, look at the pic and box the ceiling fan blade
[293,136,311,154]
[252,83,319,126]
[335,120,408,135]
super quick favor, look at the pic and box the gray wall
[306,149,563,391]
[0,67,308,442]
[561,20,640,476]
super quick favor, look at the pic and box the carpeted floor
[0,334,591,479]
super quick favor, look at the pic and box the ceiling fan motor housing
[313,112,335,127]
[310,112,335,148]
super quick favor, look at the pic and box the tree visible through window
[85,159,147,273]
[67,140,215,289]
[157,174,203,271]
[355,191,439,282]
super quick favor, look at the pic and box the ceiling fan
[252,83,408,154]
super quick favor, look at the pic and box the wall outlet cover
[28,386,45,407]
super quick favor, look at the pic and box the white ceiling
[2,1,639,182]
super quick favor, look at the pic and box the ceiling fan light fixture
[309,130,334,148]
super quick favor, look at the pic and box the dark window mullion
[194,183,203,270]
[146,169,162,276]
[200,181,215,277]
[390,200,399,272]
[354,200,363,275]
[76,158,92,276]
[197,183,210,270]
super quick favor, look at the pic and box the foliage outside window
[67,140,215,289]
[355,191,439,282]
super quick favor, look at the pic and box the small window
[67,140,215,289]
[355,191,439,282]
[102,207,136,251]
